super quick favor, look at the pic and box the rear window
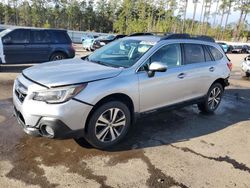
[51,31,71,44]
[183,44,205,64]
[207,46,223,60]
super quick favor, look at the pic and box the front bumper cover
[14,107,85,139]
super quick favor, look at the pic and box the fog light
[41,124,55,137]
[45,126,54,137]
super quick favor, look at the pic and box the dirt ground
[0,45,250,188]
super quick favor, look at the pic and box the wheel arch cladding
[84,93,135,133]
[212,78,227,89]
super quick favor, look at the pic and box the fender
[0,38,5,63]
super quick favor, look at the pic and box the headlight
[33,84,87,104]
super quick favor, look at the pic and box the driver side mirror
[147,62,167,77]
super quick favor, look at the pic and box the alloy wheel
[95,108,126,143]
[208,87,222,110]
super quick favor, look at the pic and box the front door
[3,29,31,64]
[138,43,191,112]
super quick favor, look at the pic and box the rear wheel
[85,101,131,149]
[198,83,224,114]
[50,52,66,61]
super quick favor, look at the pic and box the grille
[15,80,28,103]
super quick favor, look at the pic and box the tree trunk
[191,0,198,34]
[222,3,232,40]
[212,0,219,27]
[204,1,212,34]
[233,9,244,41]
[199,0,205,34]
[181,0,188,33]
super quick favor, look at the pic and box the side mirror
[244,56,250,61]
[147,62,167,77]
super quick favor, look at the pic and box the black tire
[85,101,131,149]
[198,83,224,114]
[50,52,67,61]
[246,72,250,77]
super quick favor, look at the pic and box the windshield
[106,35,115,40]
[86,39,155,68]
[0,29,11,37]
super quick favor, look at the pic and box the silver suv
[13,34,231,149]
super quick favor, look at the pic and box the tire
[198,83,224,114]
[85,101,131,149]
[50,52,66,61]
[246,72,250,77]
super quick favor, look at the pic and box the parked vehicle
[13,34,231,149]
[242,55,250,77]
[0,28,75,65]
[217,42,229,53]
[92,34,127,50]
[82,34,102,51]
[242,45,250,54]
[231,45,244,53]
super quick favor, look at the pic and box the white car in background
[242,55,250,77]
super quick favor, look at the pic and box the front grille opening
[15,80,28,103]
[15,89,27,102]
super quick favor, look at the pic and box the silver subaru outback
[13,34,231,149]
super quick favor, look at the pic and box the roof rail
[129,32,154,36]
[160,33,215,42]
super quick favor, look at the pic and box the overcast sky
[184,0,250,27]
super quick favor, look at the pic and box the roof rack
[129,32,154,36]
[160,33,215,42]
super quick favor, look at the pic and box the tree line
[0,0,249,41]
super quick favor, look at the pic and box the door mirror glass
[147,62,167,77]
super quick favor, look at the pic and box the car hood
[96,39,112,43]
[22,58,123,88]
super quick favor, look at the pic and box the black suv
[91,34,127,50]
[0,28,75,64]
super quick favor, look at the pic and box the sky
[184,0,250,27]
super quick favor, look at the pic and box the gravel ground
[0,45,250,188]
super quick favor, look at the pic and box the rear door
[3,29,31,64]
[181,43,216,98]
[28,30,52,62]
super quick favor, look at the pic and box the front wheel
[86,101,131,149]
[198,83,224,114]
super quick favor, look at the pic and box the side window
[150,44,182,68]
[52,31,70,44]
[203,46,213,62]
[31,30,51,44]
[183,43,205,64]
[3,29,29,44]
[207,45,223,60]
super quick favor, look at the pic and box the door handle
[178,73,186,79]
[209,67,215,72]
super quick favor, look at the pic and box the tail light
[70,43,75,51]
[227,61,232,71]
